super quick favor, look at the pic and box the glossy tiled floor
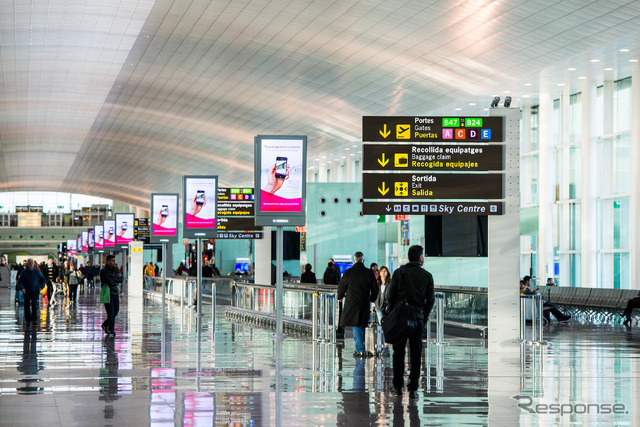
[1,285,639,426]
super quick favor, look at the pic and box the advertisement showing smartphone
[88,229,95,251]
[115,213,134,246]
[183,176,218,238]
[67,239,77,256]
[103,219,116,248]
[82,231,89,252]
[94,225,104,250]
[152,194,179,243]
[255,136,307,225]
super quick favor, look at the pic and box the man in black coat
[338,251,379,358]
[386,245,435,398]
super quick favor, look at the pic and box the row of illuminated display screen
[66,214,136,255]
[66,135,307,253]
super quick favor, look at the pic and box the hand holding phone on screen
[265,159,290,195]
[189,194,205,216]
[106,227,114,241]
[156,206,168,225]
[119,222,127,237]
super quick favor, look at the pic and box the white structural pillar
[128,241,144,297]
[487,107,520,424]
[631,64,640,289]
[537,93,555,282]
[581,79,598,287]
[255,226,272,285]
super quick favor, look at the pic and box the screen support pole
[276,226,284,339]
[161,242,167,363]
[196,238,202,317]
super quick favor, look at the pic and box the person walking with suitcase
[386,245,434,398]
[338,251,379,358]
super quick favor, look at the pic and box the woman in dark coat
[300,264,316,284]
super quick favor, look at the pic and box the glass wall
[524,76,634,289]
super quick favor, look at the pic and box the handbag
[381,299,418,344]
[40,283,48,296]
[100,284,111,304]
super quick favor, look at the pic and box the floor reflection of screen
[151,368,176,424]
[182,392,261,426]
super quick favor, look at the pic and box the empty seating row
[539,286,638,310]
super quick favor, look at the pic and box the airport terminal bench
[537,286,637,310]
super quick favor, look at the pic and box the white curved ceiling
[2,0,640,207]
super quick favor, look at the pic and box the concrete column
[631,64,640,289]
[487,107,520,425]
[255,226,272,285]
[581,79,598,287]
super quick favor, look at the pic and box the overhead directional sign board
[363,144,504,171]
[362,201,504,216]
[363,173,504,200]
[363,116,504,143]
[217,187,263,237]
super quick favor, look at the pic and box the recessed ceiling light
[557,83,565,87]
[345,147,350,151]
[590,59,600,63]
[629,59,639,63]
[604,67,614,71]
[350,153,354,156]
[483,108,489,111]
[619,49,630,52]
[523,95,530,98]
[578,76,587,80]
[352,144,357,147]
[454,108,462,111]
[524,83,532,87]
[503,90,510,94]
[357,150,362,154]
[468,103,476,106]
[567,67,577,71]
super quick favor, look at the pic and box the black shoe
[623,317,631,327]
[101,324,109,334]
[559,315,571,323]
[394,388,403,396]
[353,351,366,358]
[409,390,419,399]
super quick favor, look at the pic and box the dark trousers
[23,291,40,324]
[392,318,424,391]
[543,302,564,320]
[68,284,79,303]
[623,298,640,318]
[102,295,120,332]
[46,280,53,302]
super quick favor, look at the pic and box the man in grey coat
[338,251,379,358]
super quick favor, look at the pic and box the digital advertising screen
[103,219,116,248]
[115,213,135,247]
[94,225,104,250]
[88,229,95,251]
[151,193,179,243]
[67,239,77,256]
[254,135,307,226]
[77,234,82,254]
[82,231,88,252]
[183,176,218,238]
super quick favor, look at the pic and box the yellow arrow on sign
[378,182,389,196]
[379,124,391,138]
[378,153,389,167]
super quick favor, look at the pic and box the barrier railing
[520,294,544,344]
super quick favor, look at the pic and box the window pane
[614,77,632,133]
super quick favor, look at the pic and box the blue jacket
[17,268,46,293]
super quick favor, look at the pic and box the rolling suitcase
[366,312,385,357]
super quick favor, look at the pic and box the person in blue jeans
[17,259,46,327]
[338,251,379,358]
[100,255,123,336]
